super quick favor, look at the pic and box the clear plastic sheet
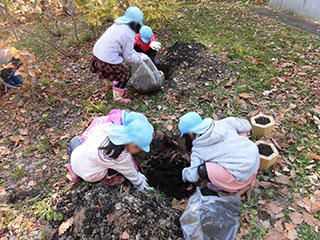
[180,187,241,240]
[129,57,163,93]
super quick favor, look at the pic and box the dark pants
[68,136,82,159]
[134,46,160,68]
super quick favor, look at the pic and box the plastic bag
[180,187,241,240]
[129,57,163,93]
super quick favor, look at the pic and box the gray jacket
[182,117,260,182]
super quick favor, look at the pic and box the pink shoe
[65,163,80,182]
[113,86,131,103]
[101,174,125,186]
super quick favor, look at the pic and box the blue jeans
[68,136,82,159]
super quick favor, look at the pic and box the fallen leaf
[307,153,320,161]
[107,213,116,224]
[302,211,320,227]
[172,198,188,211]
[257,181,278,188]
[311,200,320,213]
[267,205,282,215]
[122,186,130,195]
[289,212,303,225]
[285,222,296,231]
[167,124,173,131]
[58,217,74,236]
[27,180,37,187]
[287,229,298,240]
[2,165,10,169]
[273,175,291,185]
[239,92,253,99]
[121,231,130,239]
[264,228,285,240]
[66,173,72,182]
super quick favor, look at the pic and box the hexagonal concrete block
[250,113,275,137]
[256,140,280,170]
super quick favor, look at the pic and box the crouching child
[66,110,154,191]
[179,112,260,194]
[0,48,23,90]
[90,6,149,103]
[134,26,161,67]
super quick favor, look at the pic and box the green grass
[9,166,27,180]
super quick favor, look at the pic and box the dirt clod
[160,41,206,79]
[258,144,273,157]
[255,117,271,125]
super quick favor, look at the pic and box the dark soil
[255,117,271,125]
[137,131,195,200]
[159,41,232,102]
[258,144,273,157]
[52,183,183,240]
[160,41,206,79]
[182,52,231,82]
[50,132,192,239]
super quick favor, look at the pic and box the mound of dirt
[159,41,232,90]
[138,131,195,200]
[50,132,192,239]
[183,52,232,82]
[160,41,206,79]
[52,183,183,239]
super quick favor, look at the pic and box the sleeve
[182,151,204,182]
[221,117,252,133]
[122,35,142,64]
[111,154,143,187]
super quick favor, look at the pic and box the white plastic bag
[180,188,241,240]
[129,57,163,93]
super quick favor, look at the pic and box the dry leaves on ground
[58,217,74,236]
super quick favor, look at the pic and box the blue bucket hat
[121,111,148,126]
[179,112,213,136]
[115,6,143,25]
[108,119,154,152]
[140,26,153,44]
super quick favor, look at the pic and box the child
[90,6,149,103]
[66,111,154,190]
[134,26,161,67]
[179,112,260,193]
[0,48,23,89]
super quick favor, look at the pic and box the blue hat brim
[140,144,150,152]
[115,16,143,25]
[181,118,213,136]
[115,16,131,24]
[141,36,150,44]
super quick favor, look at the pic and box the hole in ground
[137,132,195,199]
[255,116,271,125]
[258,143,274,157]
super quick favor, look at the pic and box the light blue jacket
[182,117,260,182]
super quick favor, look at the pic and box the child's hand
[150,41,161,51]
[137,173,154,191]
